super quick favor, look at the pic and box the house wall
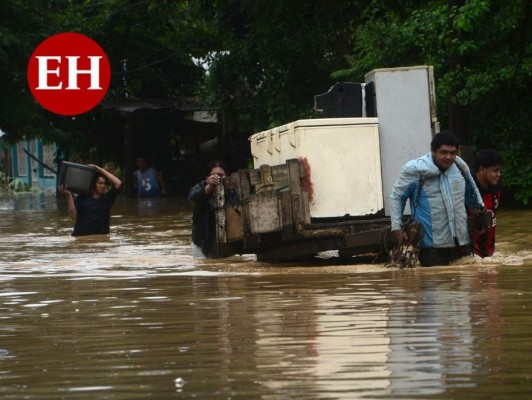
[11,139,57,191]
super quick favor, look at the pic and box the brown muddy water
[0,193,531,399]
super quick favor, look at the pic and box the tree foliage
[0,0,207,153]
[0,0,530,203]
[332,0,531,204]
[193,0,357,145]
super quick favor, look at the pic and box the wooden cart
[213,158,396,261]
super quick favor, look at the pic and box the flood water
[0,192,531,399]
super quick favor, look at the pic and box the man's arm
[58,185,77,220]
[455,157,484,210]
[390,164,419,241]
[188,174,223,204]
[188,181,208,205]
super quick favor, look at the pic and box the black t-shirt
[72,186,120,236]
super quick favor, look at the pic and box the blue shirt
[135,168,161,197]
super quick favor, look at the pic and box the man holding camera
[187,160,231,259]
[390,131,484,267]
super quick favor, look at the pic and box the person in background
[133,157,167,197]
[188,160,234,259]
[471,149,503,257]
[59,164,122,236]
[390,131,484,267]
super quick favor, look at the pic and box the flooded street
[1,193,531,399]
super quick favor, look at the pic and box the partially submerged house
[0,130,57,192]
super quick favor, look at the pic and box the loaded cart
[213,158,395,261]
[212,66,438,261]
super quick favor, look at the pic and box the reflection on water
[0,193,531,399]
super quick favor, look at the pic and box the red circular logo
[27,32,111,116]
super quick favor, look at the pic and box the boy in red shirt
[471,149,503,257]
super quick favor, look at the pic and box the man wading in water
[390,131,484,267]
[59,164,122,236]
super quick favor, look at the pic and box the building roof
[100,97,211,113]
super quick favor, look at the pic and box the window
[16,142,27,176]
[42,144,56,177]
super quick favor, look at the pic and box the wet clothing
[188,181,217,257]
[72,186,120,236]
[472,177,501,257]
[191,242,207,260]
[390,154,484,266]
[134,168,161,197]
[419,245,473,267]
[188,180,237,258]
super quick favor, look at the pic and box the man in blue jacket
[390,131,484,267]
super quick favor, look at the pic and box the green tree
[0,0,210,157]
[0,0,51,140]
[193,0,360,167]
[2,0,530,203]
[333,0,531,204]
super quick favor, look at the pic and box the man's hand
[58,184,72,196]
[472,207,494,233]
[206,174,222,186]
[393,221,423,245]
[392,229,406,243]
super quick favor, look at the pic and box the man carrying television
[58,164,122,236]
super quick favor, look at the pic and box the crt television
[58,161,96,195]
